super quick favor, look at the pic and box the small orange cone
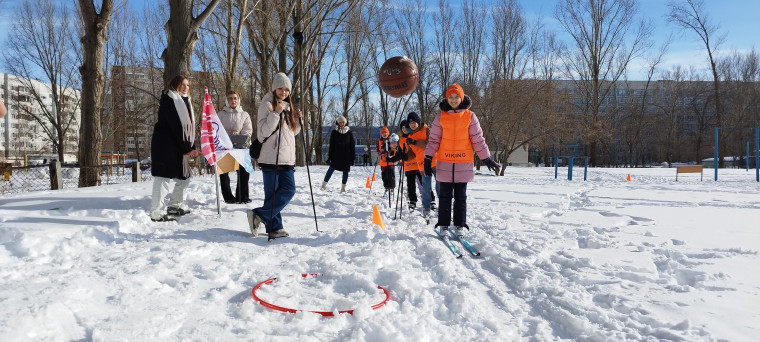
[372,205,386,230]
[626,174,631,181]
[372,173,377,181]
[365,177,372,188]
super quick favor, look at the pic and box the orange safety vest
[377,138,390,167]
[437,110,474,164]
[408,125,431,170]
[399,136,418,171]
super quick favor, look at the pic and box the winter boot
[455,226,468,239]
[151,214,176,222]
[340,183,346,193]
[408,201,416,210]
[167,207,191,216]
[268,229,289,239]
[247,210,264,237]
[320,181,327,191]
[430,201,436,211]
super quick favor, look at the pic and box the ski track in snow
[0,166,758,341]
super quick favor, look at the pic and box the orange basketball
[378,56,419,98]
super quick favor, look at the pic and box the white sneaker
[320,181,327,191]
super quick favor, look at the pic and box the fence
[0,157,211,195]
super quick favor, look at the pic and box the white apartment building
[0,73,81,165]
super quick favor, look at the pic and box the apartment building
[0,73,81,165]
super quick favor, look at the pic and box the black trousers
[405,170,421,204]
[219,168,250,203]
[436,182,467,227]
[381,168,396,189]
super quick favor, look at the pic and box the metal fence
[0,156,211,195]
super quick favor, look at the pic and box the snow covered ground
[0,165,758,341]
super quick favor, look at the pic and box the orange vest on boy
[399,136,418,171]
[437,110,474,163]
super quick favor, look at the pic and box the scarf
[167,90,195,178]
[337,125,350,134]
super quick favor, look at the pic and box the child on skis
[376,126,393,197]
[399,119,421,210]
[423,84,500,238]
[406,111,437,218]
[380,133,402,199]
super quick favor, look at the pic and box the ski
[448,229,480,257]
[434,228,463,258]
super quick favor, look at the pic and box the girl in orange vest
[376,126,394,196]
[423,84,500,238]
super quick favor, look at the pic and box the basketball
[378,56,419,98]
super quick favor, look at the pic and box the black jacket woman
[320,116,355,193]
[149,75,201,221]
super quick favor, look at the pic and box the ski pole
[298,116,319,232]
[394,162,405,220]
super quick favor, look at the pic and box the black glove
[423,156,433,176]
[482,158,501,172]
[406,138,416,145]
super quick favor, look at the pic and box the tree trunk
[78,0,114,187]
[163,0,221,85]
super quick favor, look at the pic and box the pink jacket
[425,96,491,183]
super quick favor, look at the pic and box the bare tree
[4,0,81,163]
[77,0,114,187]
[394,0,435,121]
[432,0,457,92]
[555,0,652,166]
[163,0,221,84]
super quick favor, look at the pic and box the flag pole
[214,163,220,215]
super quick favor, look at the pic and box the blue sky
[0,0,757,80]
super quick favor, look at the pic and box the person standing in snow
[247,73,302,239]
[218,90,253,204]
[320,116,355,193]
[398,119,421,210]
[380,133,402,198]
[423,84,500,238]
[406,111,437,217]
[148,75,201,222]
[376,126,394,197]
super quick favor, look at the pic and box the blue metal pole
[568,156,574,180]
[714,127,719,181]
[584,156,589,181]
[555,156,558,179]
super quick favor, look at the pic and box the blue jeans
[421,172,439,210]
[324,166,349,184]
[253,169,295,232]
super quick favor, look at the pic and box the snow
[1,165,758,341]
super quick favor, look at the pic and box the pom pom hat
[390,133,400,142]
[337,116,347,124]
[381,126,390,135]
[446,83,464,101]
[272,72,292,92]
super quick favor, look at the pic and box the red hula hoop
[251,273,391,317]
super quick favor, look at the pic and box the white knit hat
[337,116,347,124]
[272,72,292,92]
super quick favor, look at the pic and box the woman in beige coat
[218,90,253,203]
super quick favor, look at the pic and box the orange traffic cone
[365,177,372,188]
[372,173,377,181]
[372,205,386,230]
[626,174,631,181]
